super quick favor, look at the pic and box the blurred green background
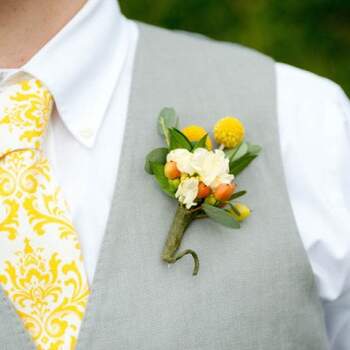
[119,0,350,95]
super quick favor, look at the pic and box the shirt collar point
[73,129,97,148]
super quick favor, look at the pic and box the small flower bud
[204,194,217,206]
[230,203,251,222]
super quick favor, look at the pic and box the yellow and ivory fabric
[0,77,89,349]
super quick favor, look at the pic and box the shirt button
[79,128,94,139]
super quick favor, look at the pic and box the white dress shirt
[0,0,349,348]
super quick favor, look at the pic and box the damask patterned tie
[0,77,90,349]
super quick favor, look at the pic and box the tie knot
[0,78,53,158]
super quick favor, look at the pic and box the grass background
[119,0,350,96]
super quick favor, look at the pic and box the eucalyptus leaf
[150,162,175,197]
[225,142,247,162]
[230,153,258,176]
[145,147,169,174]
[158,108,179,146]
[202,203,240,229]
[247,143,262,155]
[231,142,249,162]
[192,134,208,150]
[169,128,193,151]
[224,145,240,160]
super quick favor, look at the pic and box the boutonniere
[145,108,261,276]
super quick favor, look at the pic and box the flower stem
[161,205,200,275]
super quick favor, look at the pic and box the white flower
[175,177,199,209]
[167,149,195,175]
[191,148,234,189]
[167,148,234,207]
[211,173,234,190]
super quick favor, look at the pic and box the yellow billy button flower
[230,203,251,222]
[182,125,213,150]
[214,117,245,149]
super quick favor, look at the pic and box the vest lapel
[0,285,36,349]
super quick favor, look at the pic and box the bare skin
[0,0,86,68]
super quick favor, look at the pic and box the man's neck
[0,0,86,68]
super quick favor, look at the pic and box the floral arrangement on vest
[145,108,261,276]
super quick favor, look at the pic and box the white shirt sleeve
[276,62,350,350]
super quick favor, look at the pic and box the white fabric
[0,0,349,348]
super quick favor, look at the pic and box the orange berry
[164,161,181,179]
[197,182,211,199]
[214,183,236,201]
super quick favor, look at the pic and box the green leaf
[169,128,193,151]
[202,203,240,229]
[228,142,261,176]
[226,142,249,167]
[192,134,208,150]
[158,108,179,146]
[230,153,258,176]
[224,144,240,160]
[229,190,247,201]
[231,142,249,162]
[247,143,262,155]
[150,162,175,197]
[144,148,169,174]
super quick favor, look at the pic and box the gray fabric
[0,23,329,349]
[76,23,329,349]
[0,286,35,349]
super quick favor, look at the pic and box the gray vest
[0,23,329,350]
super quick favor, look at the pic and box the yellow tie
[0,78,89,350]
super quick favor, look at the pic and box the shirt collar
[10,0,131,147]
